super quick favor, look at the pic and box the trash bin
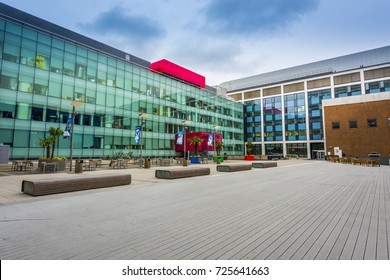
[75,160,83,173]
[144,158,151,169]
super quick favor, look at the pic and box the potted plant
[245,141,255,160]
[214,139,224,164]
[39,137,53,159]
[38,126,67,171]
[49,126,64,159]
[187,136,203,164]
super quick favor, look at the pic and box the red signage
[151,59,206,88]
[175,132,222,152]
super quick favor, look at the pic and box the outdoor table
[40,162,58,173]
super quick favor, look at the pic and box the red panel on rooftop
[150,59,206,88]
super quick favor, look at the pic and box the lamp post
[69,100,84,172]
[182,120,191,166]
[139,113,151,168]
[212,125,220,164]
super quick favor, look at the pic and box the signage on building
[208,134,214,146]
[135,126,141,143]
[176,131,184,145]
[63,118,72,139]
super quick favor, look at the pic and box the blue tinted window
[311,110,320,117]
[312,122,321,129]
[310,97,320,104]
[275,114,282,120]
[298,123,306,130]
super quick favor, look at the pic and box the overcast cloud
[79,6,165,41]
[3,0,390,85]
[201,0,320,35]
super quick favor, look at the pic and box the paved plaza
[0,160,389,260]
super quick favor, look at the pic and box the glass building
[222,45,390,159]
[0,3,244,160]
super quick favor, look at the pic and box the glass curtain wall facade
[236,64,390,158]
[244,99,262,155]
[0,15,243,159]
[308,89,331,141]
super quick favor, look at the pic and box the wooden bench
[252,162,277,168]
[22,174,132,196]
[217,164,252,172]
[155,167,210,179]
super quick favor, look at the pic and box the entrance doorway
[313,150,325,160]
[310,143,325,159]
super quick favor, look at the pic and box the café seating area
[11,160,34,171]
[327,156,381,167]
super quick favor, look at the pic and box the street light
[139,113,151,168]
[69,100,84,172]
[212,125,220,163]
[182,120,191,166]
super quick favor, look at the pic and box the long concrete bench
[217,164,252,172]
[155,167,210,179]
[22,174,132,196]
[252,162,278,168]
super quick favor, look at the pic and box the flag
[63,117,72,139]
[135,125,141,143]
[208,134,214,146]
[176,131,184,144]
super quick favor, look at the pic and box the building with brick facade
[322,92,390,162]
[222,46,390,159]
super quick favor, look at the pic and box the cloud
[201,0,320,36]
[79,5,165,41]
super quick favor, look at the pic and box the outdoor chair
[85,160,97,171]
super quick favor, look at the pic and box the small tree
[246,141,253,155]
[187,136,203,156]
[39,138,53,159]
[49,126,64,159]
[215,139,223,156]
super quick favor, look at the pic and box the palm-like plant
[187,136,203,156]
[39,138,53,159]
[246,141,253,155]
[215,139,223,156]
[49,126,64,159]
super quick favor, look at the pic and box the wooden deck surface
[0,161,389,260]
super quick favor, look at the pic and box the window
[332,121,340,129]
[349,120,358,128]
[31,107,43,121]
[367,119,377,128]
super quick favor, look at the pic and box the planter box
[190,156,201,164]
[245,155,255,160]
[213,156,224,163]
[38,159,66,171]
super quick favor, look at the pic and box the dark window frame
[367,119,377,128]
[349,120,358,128]
[331,121,340,129]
